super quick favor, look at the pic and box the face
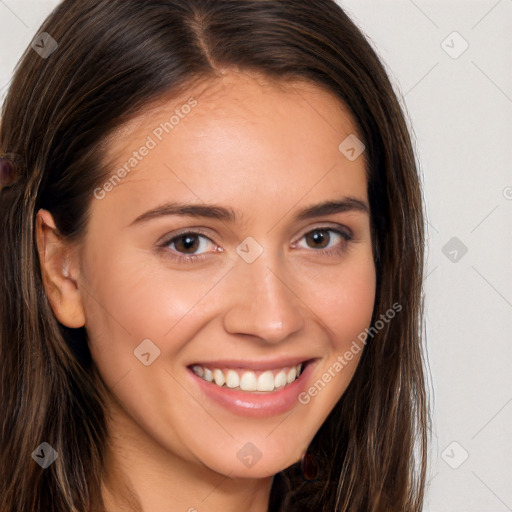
[47,72,376,479]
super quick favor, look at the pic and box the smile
[191,363,304,392]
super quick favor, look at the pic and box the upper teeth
[191,363,303,392]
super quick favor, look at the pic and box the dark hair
[0,0,429,510]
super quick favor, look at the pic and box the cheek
[80,243,230,386]
[79,248,183,381]
[296,258,376,415]
[306,254,377,347]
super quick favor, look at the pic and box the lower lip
[187,360,317,418]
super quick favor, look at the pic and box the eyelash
[157,226,354,264]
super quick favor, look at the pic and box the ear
[35,208,86,328]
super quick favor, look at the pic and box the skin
[36,71,376,512]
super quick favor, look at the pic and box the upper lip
[188,356,316,371]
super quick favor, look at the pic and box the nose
[222,253,305,344]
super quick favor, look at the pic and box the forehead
[96,72,368,218]
[101,71,365,169]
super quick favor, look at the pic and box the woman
[0,0,429,510]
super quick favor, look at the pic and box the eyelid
[293,222,353,242]
[158,223,352,246]
[157,226,216,246]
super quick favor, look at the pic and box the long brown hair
[0,1,429,510]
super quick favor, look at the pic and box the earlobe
[35,209,86,329]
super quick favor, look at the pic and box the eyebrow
[129,197,370,227]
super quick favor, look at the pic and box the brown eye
[304,230,331,249]
[159,231,219,263]
[295,227,353,255]
[173,234,201,254]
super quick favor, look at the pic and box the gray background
[1,1,511,510]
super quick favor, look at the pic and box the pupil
[178,234,198,253]
[308,230,328,248]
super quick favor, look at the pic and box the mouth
[189,362,305,393]
[186,358,317,418]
